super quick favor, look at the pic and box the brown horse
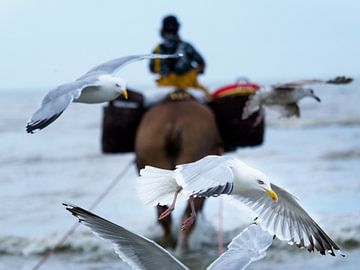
[135,93,223,255]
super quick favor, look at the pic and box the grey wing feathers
[26,108,65,133]
[176,155,235,198]
[26,89,74,133]
[207,224,273,270]
[272,79,324,89]
[26,80,96,133]
[270,77,352,89]
[64,203,188,270]
[80,53,182,79]
[234,184,343,256]
[196,182,233,197]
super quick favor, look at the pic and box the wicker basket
[209,82,264,152]
[101,90,145,153]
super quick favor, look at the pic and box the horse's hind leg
[175,197,205,257]
[156,205,176,248]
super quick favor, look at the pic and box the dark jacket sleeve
[186,43,205,68]
[149,45,172,75]
[173,42,206,74]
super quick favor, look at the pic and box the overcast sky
[0,0,359,90]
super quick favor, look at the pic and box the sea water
[0,79,359,269]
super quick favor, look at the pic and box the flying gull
[242,77,351,121]
[26,53,181,133]
[64,202,274,270]
[137,155,344,257]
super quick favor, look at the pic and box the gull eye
[115,83,120,87]
[257,179,265,185]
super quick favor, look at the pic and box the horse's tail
[136,166,180,206]
[164,123,182,168]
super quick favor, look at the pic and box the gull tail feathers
[137,166,179,206]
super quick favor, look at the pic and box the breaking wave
[321,149,360,160]
[267,118,360,128]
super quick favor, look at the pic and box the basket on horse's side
[101,89,144,153]
[208,82,264,152]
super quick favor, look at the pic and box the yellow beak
[121,88,128,100]
[266,189,278,202]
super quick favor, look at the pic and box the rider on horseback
[149,15,211,98]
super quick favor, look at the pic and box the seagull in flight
[242,77,351,121]
[137,155,344,257]
[26,53,181,133]
[64,203,274,270]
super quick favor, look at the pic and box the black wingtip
[326,76,353,85]
[63,203,85,222]
[62,202,71,208]
[26,123,36,134]
[63,202,76,213]
[26,112,63,134]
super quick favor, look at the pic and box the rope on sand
[31,159,134,270]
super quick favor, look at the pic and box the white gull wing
[233,183,343,256]
[241,86,281,119]
[241,88,267,119]
[63,203,188,270]
[26,78,99,133]
[271,79,325,89]
[175,155,235,197]
[271,76,352,90]
[79,53,182,79]
[207,223,273,270]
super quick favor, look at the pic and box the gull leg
[181,196,197,231]
[159,186,182,220]
[156,205,176,247]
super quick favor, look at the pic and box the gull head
[113,77,128,99]
[99,75,128,100]
[232,159,278,202]
[257,179,278,202]
[304,88,321,102]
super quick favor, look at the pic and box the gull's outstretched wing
[64,203,188,270]
[175,155,235,197]
[242,89,265,119]
[272,76,352,89]
[207,224,273,270]
[233,184,344,256]
[271,79,324,89]
[26,78,98,133]
[26,79,99,133]
[79,53,182,79]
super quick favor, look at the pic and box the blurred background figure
[149,15,211,97]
